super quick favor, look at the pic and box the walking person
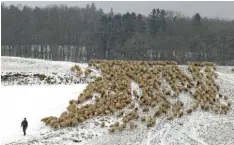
[21,118,28,136]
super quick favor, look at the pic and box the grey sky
[2,1,234,20]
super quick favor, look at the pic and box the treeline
[1,3,234,65]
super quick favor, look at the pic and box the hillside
[1,56,234,145]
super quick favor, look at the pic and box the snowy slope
[1,57,87,73]
[1,57,234,145]
[85,65,234,145]
[1,56,99,86]
[0,84,87,144]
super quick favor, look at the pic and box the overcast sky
[2,1,234,20]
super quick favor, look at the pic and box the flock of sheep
[41,60,232,133]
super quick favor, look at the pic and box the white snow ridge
[1,56,234,145]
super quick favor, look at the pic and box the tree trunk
[73,45,78,62]
[78,46,82,62]
[1,45,5,56]
[52,45,59,61]
[46,45,49,60]
[9,45,12,56]
[62,46,65,61]
[67,45,71,61]
[28,45,32,58]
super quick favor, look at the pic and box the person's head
[24,118,26,120]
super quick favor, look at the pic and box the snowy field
[1,56,234,145]
[0,84,87,143]
[1,57,95,86]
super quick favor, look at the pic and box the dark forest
[1,3,234,65]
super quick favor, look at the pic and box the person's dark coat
[21,119,28,136]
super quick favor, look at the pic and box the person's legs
[23,128,26,136]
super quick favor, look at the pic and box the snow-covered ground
[1,56,234,145]
[1,57,88,73]
[1,57,97,86]
[0,84,87,144]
